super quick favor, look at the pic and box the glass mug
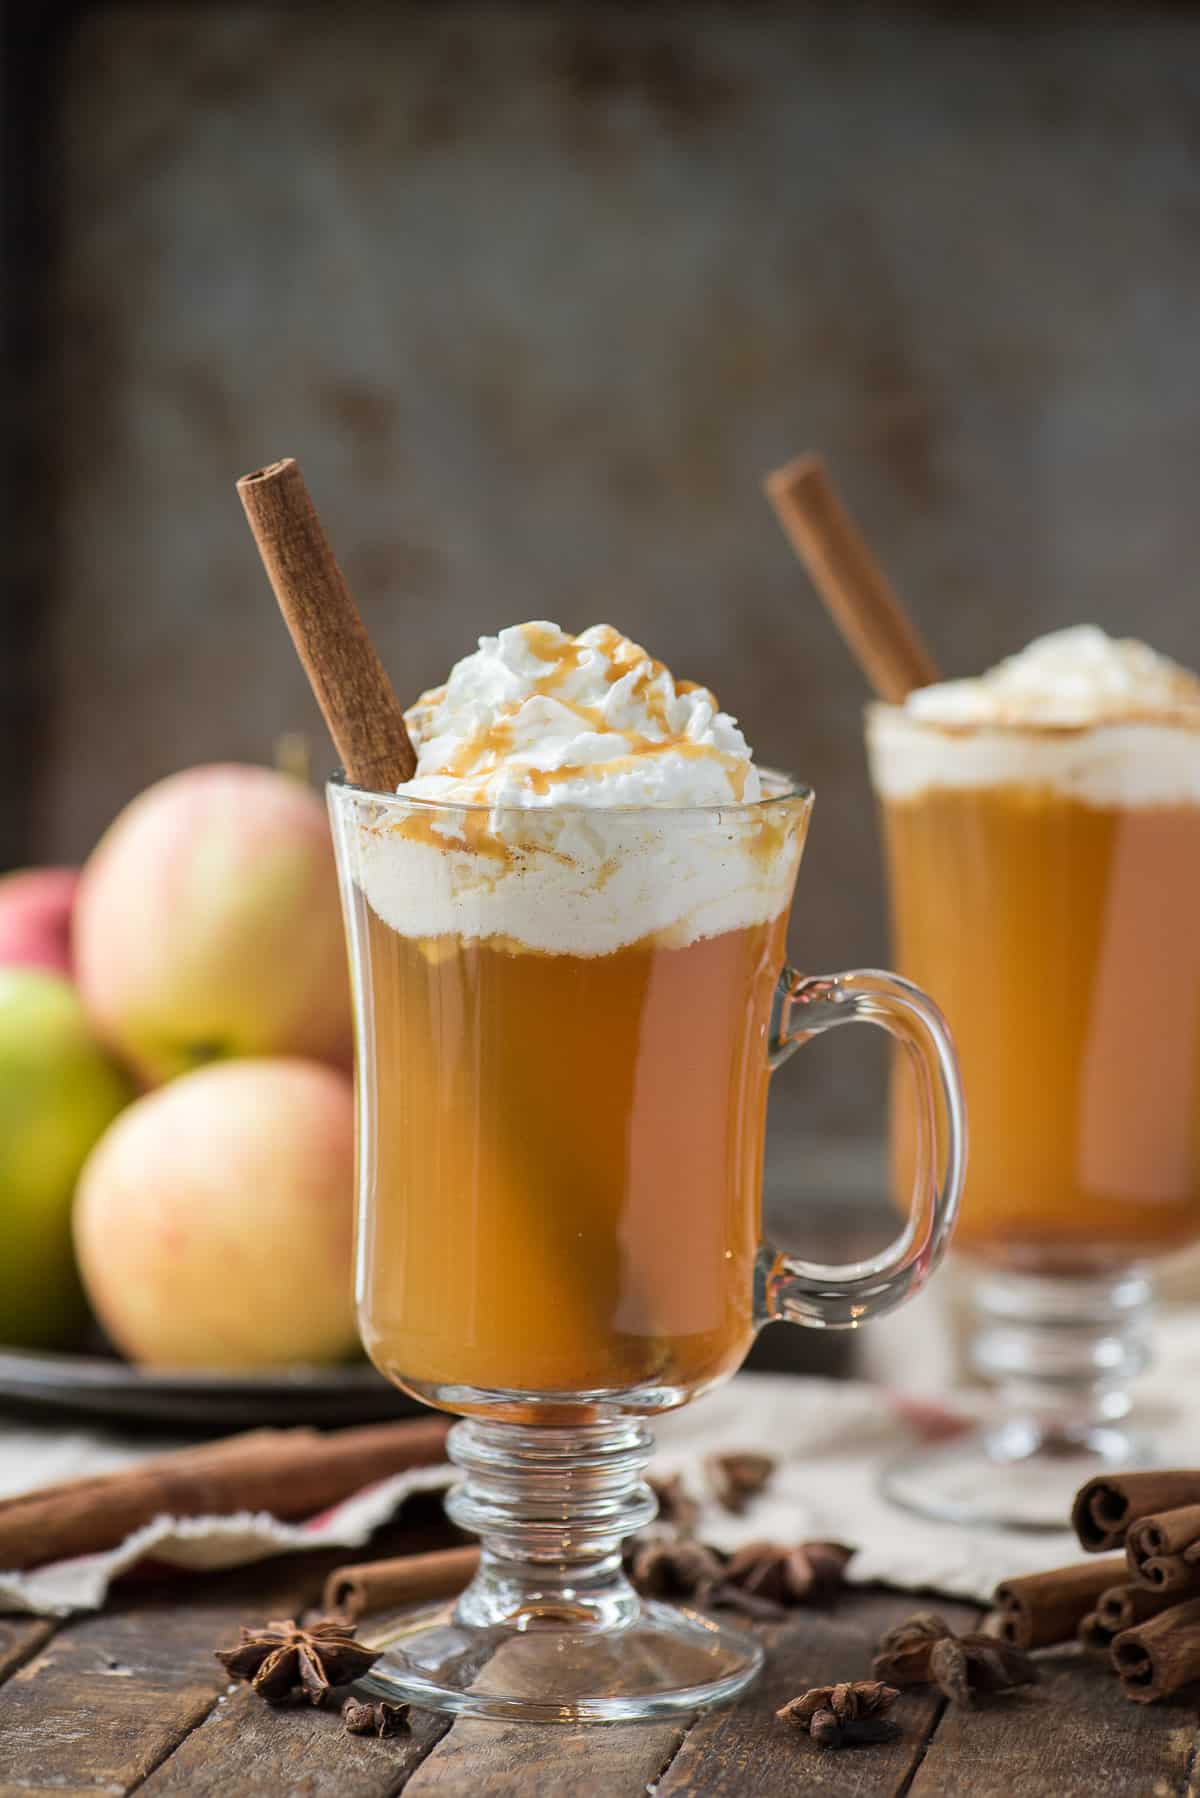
[868,704,1200,1528]
[328,771,964,1721]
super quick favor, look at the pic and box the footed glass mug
[869,705,1200,1528]
[328,771,964,1722]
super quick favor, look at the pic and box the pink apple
[0,868,80,976]
[74,1058,358,1367]
[74,764,353,1085]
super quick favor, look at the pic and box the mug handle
[762,968,966,1329]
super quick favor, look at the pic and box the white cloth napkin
[2,1302,1197,1616]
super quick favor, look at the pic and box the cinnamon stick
[1079,1584,1186,1658]
[992,1555,1127,1649]
[1101,1581,1194,1632]
[764,454,940,704]
[1126,1504,1200,1593]
[1073,1471,1200,1553]
[1078,1611,1119,1659]
[324,1545,481,1619]
[0,1416,449,1572]
[0,1427,286,1521]
[1113,1596,1200,1703]
[237,458,416,789]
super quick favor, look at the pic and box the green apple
[0,968,133,1348]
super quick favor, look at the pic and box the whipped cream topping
[906,626,1200,729]
[344,623,804,957]
[868,627,1200,805]
[399,622,759,808]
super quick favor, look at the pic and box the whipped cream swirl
[869,627,1200,806]
[906,626,1200,729]
[346,623,803,956]
[399,622,759,807]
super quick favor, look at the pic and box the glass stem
[970,1267,1154,1454]
[445,1418,658,1632]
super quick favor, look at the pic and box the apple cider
[867,631,1200,1281]
[881,783,1200,1272]
[327,622,812,1415]
[348,900,788,1401]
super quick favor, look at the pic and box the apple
[0,868,79,976]
[73,1057,358,1368]
[74,764,352,1085]
[0,968,133,1348]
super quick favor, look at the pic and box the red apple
[73,1058,358,1367]
[74,765,353,1085]
[0,868,79,977]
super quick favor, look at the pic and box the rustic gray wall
[39,1,1200,1177]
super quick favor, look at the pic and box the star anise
[872,1612,1037,1704]
[704,1450,777,1514]
[215,1616,381,1706]
[709,1539,853,1618]
[777,1680,900,1749]
[629,1538,726,1599]
[872,1611,955,1684]
[647,1470,701,1536]
[342,1696,411,1738]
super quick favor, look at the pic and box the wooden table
[0,1522,1194,1798]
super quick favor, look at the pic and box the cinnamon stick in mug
[324,1545,482,1619]
[1113,1596,1200,1702]
[1126,1505,1200,1592]
[1073,1471,1200,1552]
[764,454,940,704]
[993,1556,1127,1649]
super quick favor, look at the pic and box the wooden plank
[0,1617,55,1685]
[0,1544,418,1798]
[0,1592,241,1797]
[403,1632,687,1797]
[907,1647,1200,1798]
[139,1682,452,1798]
[654,1591,981,1798]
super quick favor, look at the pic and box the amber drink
[341,822,798,1407]
[867,625,1200,1525]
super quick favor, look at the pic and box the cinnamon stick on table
[764,454,940,704]
[1113,1596,1200,1703]
[993,1556,1127,1649]
[1072,1471,1200,1553]
[1078,1582,1191,1658]
[0,1417,449,1572]
[1125,1505,1200,1593]
[324,1545,481,1620]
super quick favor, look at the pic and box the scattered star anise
[777,1680,900,1748]
[629,1538,726,1600]
[647,1470,701,1536]
[342,1696,411,1738]
[704,1451,777,1514]
[872,1612,1037,1704]
[710,1539,853,1619]
[215,1616,381,1706]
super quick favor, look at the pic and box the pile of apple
[0,764,361,1370]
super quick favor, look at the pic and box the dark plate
[0,1347,421,1430]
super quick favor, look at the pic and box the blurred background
[6,1,1200,1295]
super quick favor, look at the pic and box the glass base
[361,1411,764,1721]
[881,1416,1152,1531]
[359,1596,764,1722]
[882,1265,1157,1530]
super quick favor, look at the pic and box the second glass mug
[328,771,964,1722]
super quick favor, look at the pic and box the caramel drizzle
[415,623,743,796]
